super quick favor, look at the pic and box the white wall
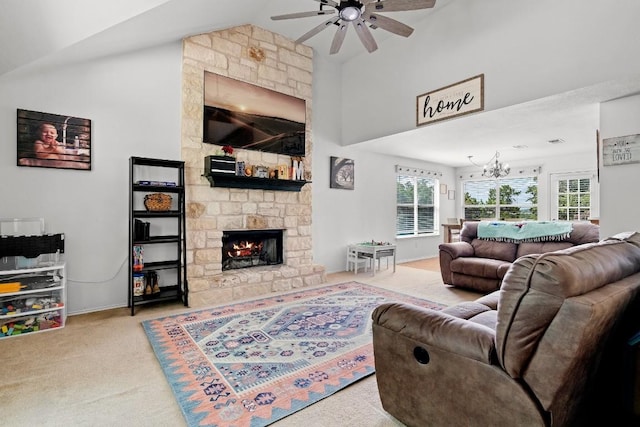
[340,0,640,145]
[312,56,456,273]
[313,144,457,273]
[0,42,182,314]
[599,94,640,238]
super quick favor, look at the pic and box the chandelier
[483,151,510,178]
[468,151,510,178]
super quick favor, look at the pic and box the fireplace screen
[222,229,283,271]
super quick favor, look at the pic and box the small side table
[349,243,396,276]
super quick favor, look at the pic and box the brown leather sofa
[439,221,600,292]
[372,232,640,426]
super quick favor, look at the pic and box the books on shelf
[136,181,177,187]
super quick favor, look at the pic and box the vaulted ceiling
[3,0,639,167]
[1,0,427,77]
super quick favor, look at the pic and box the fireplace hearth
[222,229,283,271]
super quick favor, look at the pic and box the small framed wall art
[329,156,354,190]
[602,133,640,166]
[17,109,92,171]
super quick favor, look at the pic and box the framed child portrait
[17,109,92,171]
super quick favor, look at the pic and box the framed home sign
[416,74,484,127]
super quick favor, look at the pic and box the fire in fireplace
[222,229,283,271]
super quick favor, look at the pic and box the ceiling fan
[271,0,436,54]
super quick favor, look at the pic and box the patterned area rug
[142,281,445,427]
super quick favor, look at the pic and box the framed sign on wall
[416,74,484,127]
[602,134,640,166]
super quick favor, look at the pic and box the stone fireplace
[180,24,325,307]
[222,229,283,271]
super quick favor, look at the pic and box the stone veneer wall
[181,25,325,308]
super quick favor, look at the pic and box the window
[551,174,596,221]
[463,176,538,220]
[396,175,437,236]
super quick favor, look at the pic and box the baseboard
[399,255,439,264]
[68,303,127,316]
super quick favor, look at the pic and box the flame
[227,240,263,258]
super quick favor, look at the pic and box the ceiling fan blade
[296,17,340,44]
[362,11,414,37]
[271,10,336,20]
[367,0,436,13]
[330,23,348,54]
[353,19,378,53]
[312,0,339,8]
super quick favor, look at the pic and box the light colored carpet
[399,256,441,272]
[0,264,478,427]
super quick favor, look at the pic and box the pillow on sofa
[471,239,517,262]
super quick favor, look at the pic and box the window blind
[397,174,437,236]
[463,176,537,220]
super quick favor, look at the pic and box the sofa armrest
[372,302,496,364]
[439,241,475,258]
[372,302,544,426]
[438,241,475,284]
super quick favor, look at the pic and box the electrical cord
[66,257,128,285]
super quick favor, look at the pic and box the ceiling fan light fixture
[340,6,361,21]
[271,0,437,54]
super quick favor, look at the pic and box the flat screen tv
[203,72,306,156]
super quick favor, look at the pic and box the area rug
[142,281,445,427]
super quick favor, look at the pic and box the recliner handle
[414,346,430,364]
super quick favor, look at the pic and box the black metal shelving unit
[128,156,188,315]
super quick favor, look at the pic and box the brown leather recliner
[439,221,600,293]
[373,232,640,426]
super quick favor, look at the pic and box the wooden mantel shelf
[204,173,310,192]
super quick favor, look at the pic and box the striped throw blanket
[477,221,573,243]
